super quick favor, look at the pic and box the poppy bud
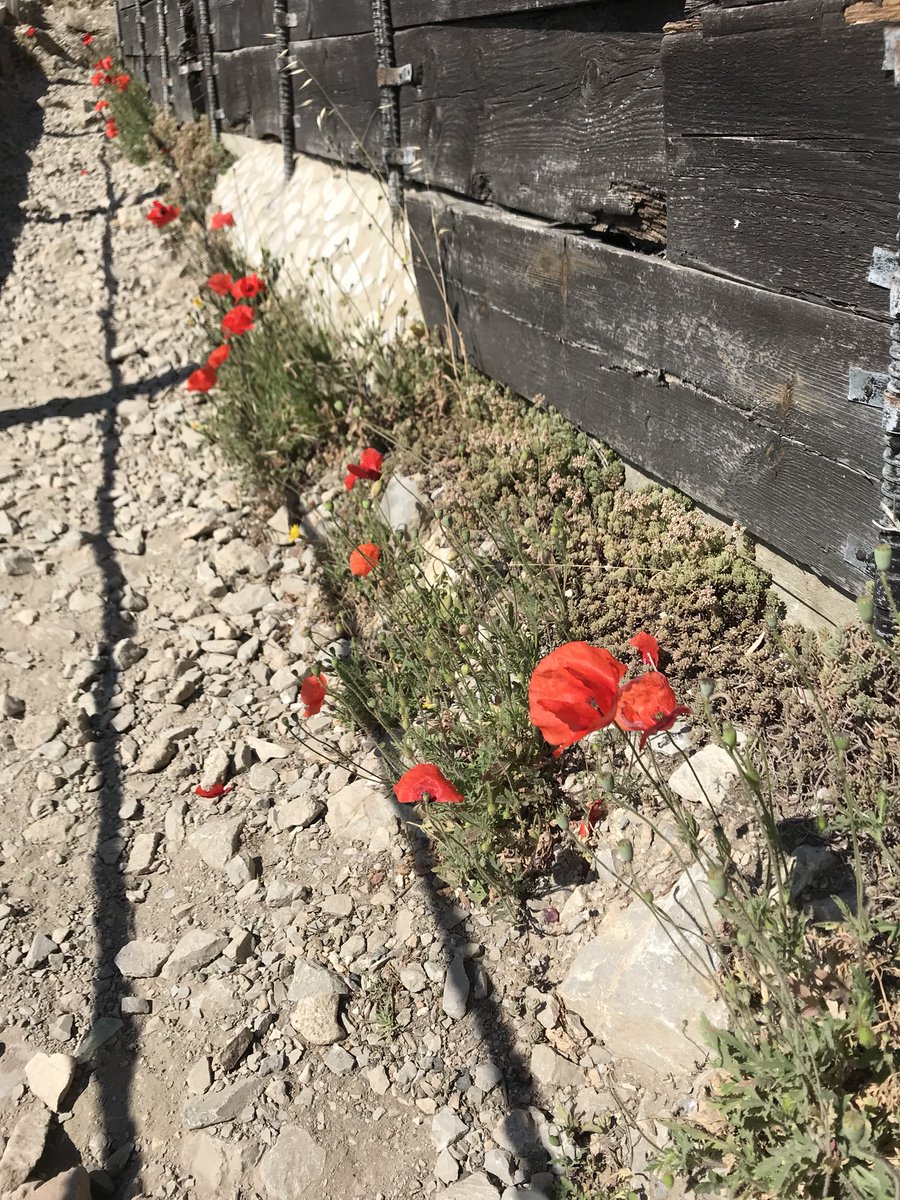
[641,889,654,903]
[599,772,614,792]
[361,498,371,510]
[661,1172,674,1190]
[706,864,727,899]
[873,542,892,572]
[736,928,751,948]
[460,663,470,676]
[616,838,633,863]
[699,678,714,699]
[741,764,761,787]
[842,1109,867,1145]
[555,812,570,832]
[722,724,737,748]
[856,1022,876,1049]
[834,734,850,752]
[765,610,778,629]
[815,814,828,833]
[856,593,874,626]
[333,399,344,413]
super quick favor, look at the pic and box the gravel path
[0,22,610,1200]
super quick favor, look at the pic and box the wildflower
[615,672,690,747]
[394,763,464,805]
[195,783,229,798]
[210,211,235,230]
[300,673,327,718]
[94,56,114,70]
[344,447,383,491]
[112,73,130,92]
[230,272,265,300]
[146,199,180,229]
[529,641,627,752]
[104,118,118,139]
[630,631,660,669]
[207,272,233,296]
[207,344,230,370]
[186,365,217,393]
[191,297,204,309]
[94,98,109,111]
[82,33,94,45]
[288,524,300,543]
[25,26,35,37]
[221,304,255,337]
[90,71,104,86]
[349,542,379,577]
[575,799,605,841]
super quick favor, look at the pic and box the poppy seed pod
[857,593,875,625]
[834,734,850,752]
[616,838,633,863]
[873,542,892,572]
[707,864,728,899]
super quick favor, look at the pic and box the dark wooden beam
[408,191,884,591]
[663,0,900,316]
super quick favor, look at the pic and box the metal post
[370,0,403,216]
[136,0,150,86]
[874,317,900,637]
[274,0,295,180]
[195,0,220,139]
[156,0,172,110]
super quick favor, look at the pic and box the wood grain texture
[663,0,900,313]
[397,5,676,223]
[289,0,601,38]
[408,191,884,590]
[288,33,381,164]
[217,46,281,140]
[209,0,275,53]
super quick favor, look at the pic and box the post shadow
[0,27,47,295]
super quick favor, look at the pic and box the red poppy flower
[210,211,235,230]
[575,799,605,841]
[230,273,265,300]
[195,783,229,798]
[104,118,118,139]
[221,304,255,337]
[615,673,690,748]
[95,56,113,70]
[82,33,94,45]
[25,27,35,37]
[300,673,327,718]
[186,366,217,393]
[630,631,660,669]
[95,98,109,111]
[207,344,230,370]
[344,447,384,490]
[394,763,464,805]
[207,272,233,296]
[90,71,104,86]
[113,73,131,93]
[146,199,180,229]
[529,642,628,752]
[349,543,379,577]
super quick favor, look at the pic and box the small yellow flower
[288,524,300,543]
[192,296,205,309]
[190,420,203,431]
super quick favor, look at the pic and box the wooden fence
[114,0,900,595]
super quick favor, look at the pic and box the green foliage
[147,110,233,209]
[103,70,155,165]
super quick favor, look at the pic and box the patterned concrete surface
[213,136,421,333]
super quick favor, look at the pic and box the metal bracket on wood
[848,367,890,409]
[868,245,899,288]
[376,63,413,87]
[178,60,203,74]
[844,536,874,577]
[884,27,900,82]
[274,10,299,27]
[385,145,418,167]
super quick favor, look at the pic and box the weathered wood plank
[407,192,884,590]
[396,4,675,225]
[289,33,381,164]
[289,9,671,226]
[289,0,602,39]
[208,0,275,53]
[216,47,281,140]
[663,0,900,313]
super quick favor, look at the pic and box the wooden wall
[115,0,900,593]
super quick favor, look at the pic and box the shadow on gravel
[0,28,47,295]
[403,818,551,1178]
[0,367,192,432]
